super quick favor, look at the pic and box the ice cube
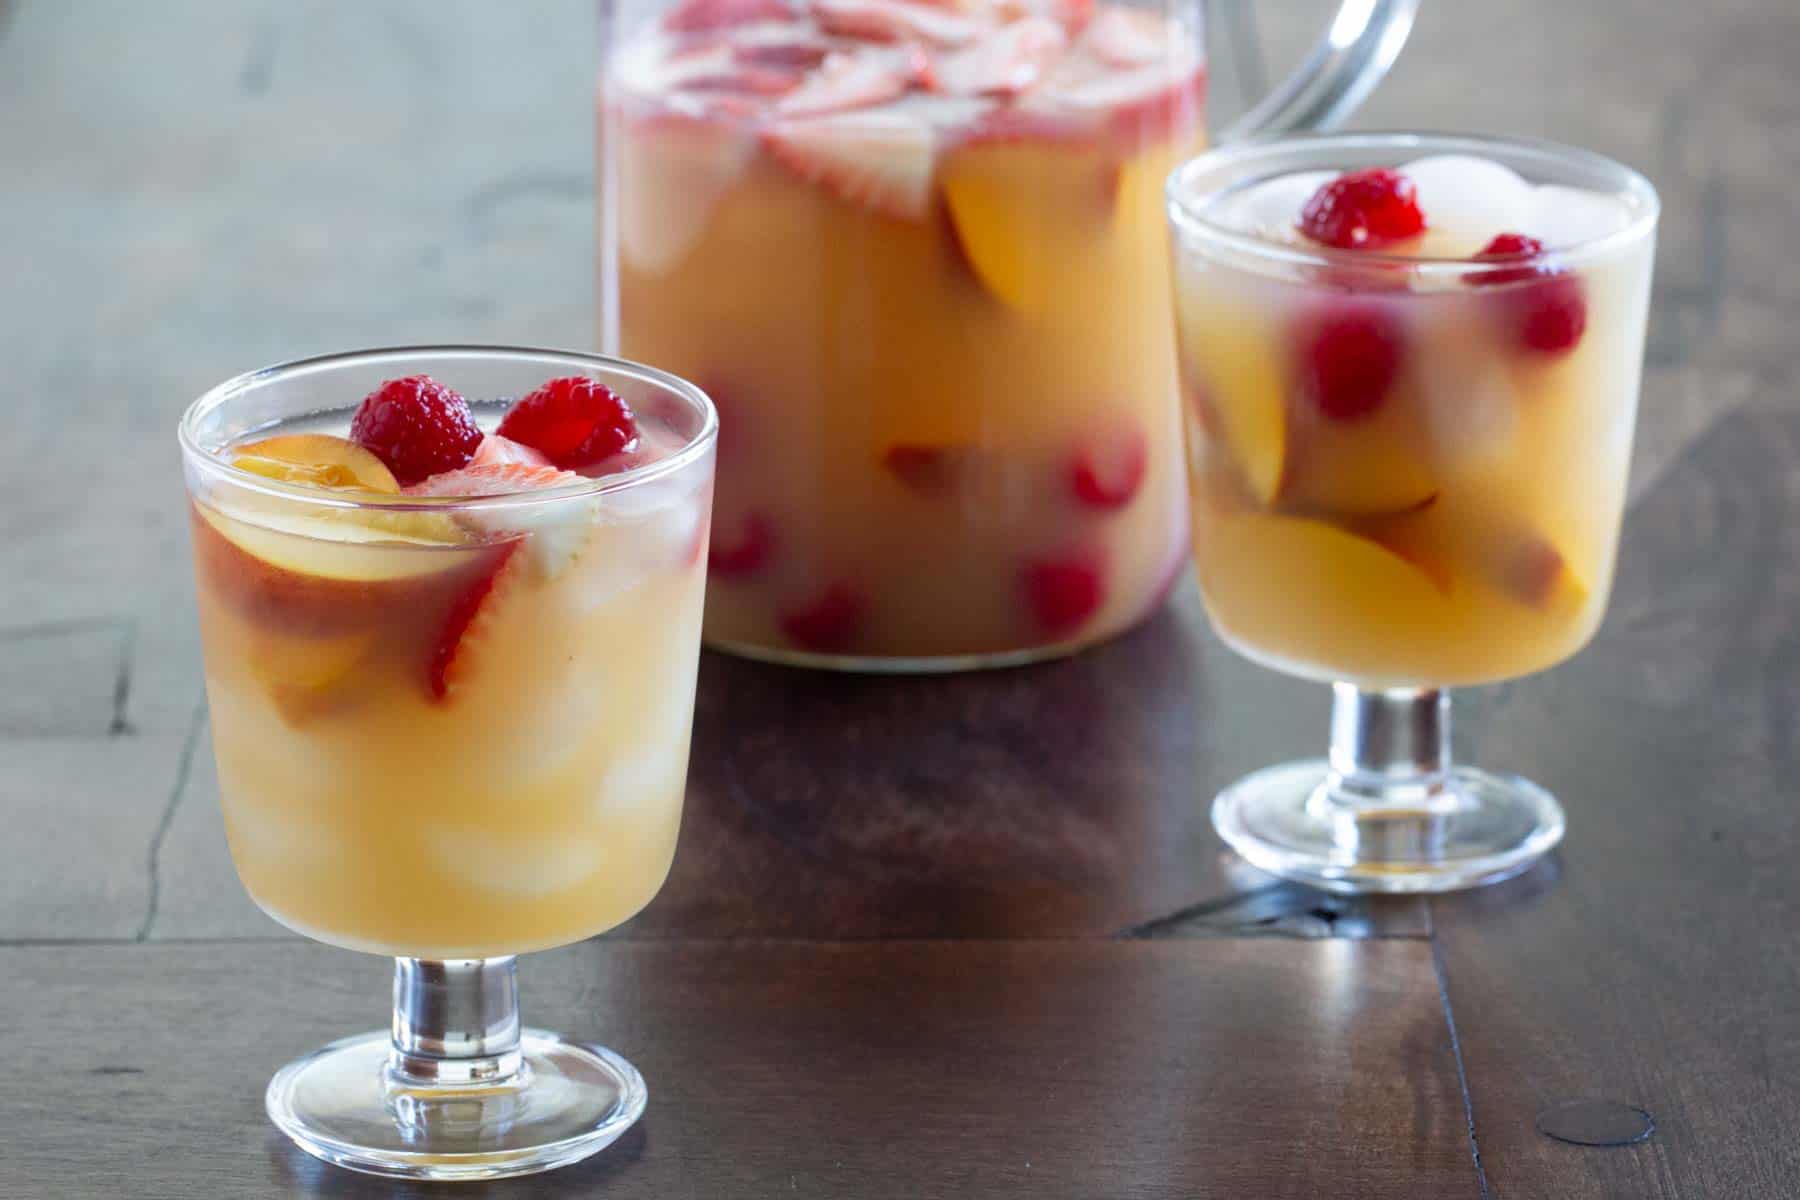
[1399,154,1533,255]
[429,828,604,898]
[1520,184,1634,250]
[1211,171,1336,243]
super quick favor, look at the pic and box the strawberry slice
[1083,6,1161,65]
[683,65,805,95]
[1020,56,1204,148]
[735,39,832,70]
[930,17,1066,95]
[776,51,912,116]
[469,434,551,469]
[407,462,594,579]
[427,541,521,701]
[811,0,985,46]
[764,107,939,220]
[665,0,795,33]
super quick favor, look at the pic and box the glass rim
[177,344,718,512]
[1166,130,1661,278]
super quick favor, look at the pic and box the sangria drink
[599,0,1415,668]
[181,348,715,1179]
[1167,135,1658,892]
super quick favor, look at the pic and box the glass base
[704,635,1102,674]
[266,1029,646,1182]
[1212,758,1565,894]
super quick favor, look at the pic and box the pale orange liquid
[1174,228,1653,688]
[610,76,1202,661]
[191,467,709,958]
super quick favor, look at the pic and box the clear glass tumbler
[1166,134,1658,892]
[596,0,1418,670]
[180,347,716,1179]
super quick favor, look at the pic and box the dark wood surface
[1,939,1472,1198]
[2,0,1797,1196]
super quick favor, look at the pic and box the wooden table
[2,1,1795,1195]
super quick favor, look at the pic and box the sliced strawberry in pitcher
[764,108,939,220]
[811,0,985,46]
[776,51,912,116]
[665,0,795,33]
[1083,6,1161,65]
[1020,549,1107,636]
[930,17,1066,96]
[684,65,806,95]
[735,40,832,70]
[780,583,866,652]
[709,510,778,577]
[1068,423,1147,510]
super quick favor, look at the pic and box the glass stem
[1312,686,1465,863]
[388,957,524,1089]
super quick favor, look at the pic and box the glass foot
[1212,758,1565,894]
[266,1029,646,1182]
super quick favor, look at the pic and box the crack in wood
[1432,922,1492,1200]
[134,700,207,943]
[0,616,136,737]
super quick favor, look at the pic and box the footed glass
[596,0,1419,670]
[180,347,716,1178]
[1166,134,1658,892]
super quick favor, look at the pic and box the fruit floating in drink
[181,349,716,1179]
[603,0,1206,667]
[1167,134,1658,893]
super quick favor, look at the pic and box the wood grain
[0,938,1472,1199]
[1430,407,1800,1200]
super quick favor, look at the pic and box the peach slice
[1281,403,1440,517]
[248,628,377,727]
[1342,500,1452,594]
[190,499,496,637]
[1174,298,1287,505]
[231,433,399,493]
[1201,512,1448,670]
[940,134,1116,313]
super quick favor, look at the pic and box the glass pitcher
[597,0,1418,670]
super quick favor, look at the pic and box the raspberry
[780,584,864,653]
[1021,551,1107,637]
[1069,424,1147,510]
[348,376,482,487]
[496,377,640,470]
[1470,232,1544,286]
[882,444,973,496]
[1470,232,1588,356]
[1298,168,1426,250]
[1512,276,1587,355]
[709,511,776,578]
[1295,303,1405,422]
